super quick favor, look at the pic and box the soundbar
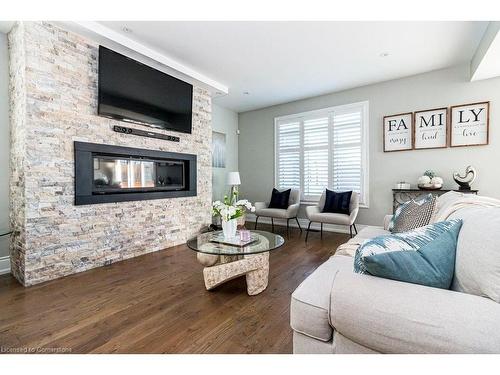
[112,125,180,142]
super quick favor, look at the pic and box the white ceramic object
[431,177,444,185]
[417,175,431,185]
[222,218,237,239]
[417,175,443,190]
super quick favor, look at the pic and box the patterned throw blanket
[335,238,365,257]
[333,192,500,258]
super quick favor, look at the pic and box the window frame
[274,101,369,208]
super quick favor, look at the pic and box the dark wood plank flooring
[0,224,348,353]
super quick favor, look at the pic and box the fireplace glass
[93,156,185,193]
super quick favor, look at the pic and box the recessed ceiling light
[380,52,389,57]
[122,27,133,33]
[243,91,250,95]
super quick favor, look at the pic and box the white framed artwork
[383,112,413,152]
[212,131,226,168]
[414,107,448,149]
[450,102,489,147]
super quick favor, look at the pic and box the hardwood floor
[0,224,348,354]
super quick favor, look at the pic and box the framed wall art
[212,131,227,168]
[450,101,489,147]
[413,107,448,149]
[383,112,413,152]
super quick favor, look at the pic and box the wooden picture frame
[413,107,448,150]
[450,101,490,147]
[383,112,413,152]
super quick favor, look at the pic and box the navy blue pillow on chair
[268,188,291,209]
[322,189,352,214]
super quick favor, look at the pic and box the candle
[239,229,251,242]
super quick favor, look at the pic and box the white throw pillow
[449,207,500,303]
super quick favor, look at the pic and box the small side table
[392,188,478,213]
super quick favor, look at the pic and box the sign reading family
[450,102,490,147]
[414,107,448,149]
[383,101,490,152]
[383,112,413,152]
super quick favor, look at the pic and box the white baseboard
[245,213,369,235]
[0,256,10,275]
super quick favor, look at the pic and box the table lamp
[226,172,241,202]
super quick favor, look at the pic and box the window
[275,101,369,206]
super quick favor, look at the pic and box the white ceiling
[99,21,488,112]
[1,21,490,112]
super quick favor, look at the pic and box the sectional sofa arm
[330,270,500,353]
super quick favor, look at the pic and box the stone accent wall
[8,22,27,284]
[9,22,212,286]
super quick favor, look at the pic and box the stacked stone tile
[8,22,212,286]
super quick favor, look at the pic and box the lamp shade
[226,172,241,185]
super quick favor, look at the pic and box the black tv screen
[98,46,193,134]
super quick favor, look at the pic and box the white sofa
[290,194,500,353]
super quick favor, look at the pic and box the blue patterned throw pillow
[354,220,463,289]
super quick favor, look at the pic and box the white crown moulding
[56,21,229,96]
[470,21,500,82]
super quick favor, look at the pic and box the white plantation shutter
[303,116,329,201]
[276,119,301,190]
[275,102,368,205]
[332,110,363,195]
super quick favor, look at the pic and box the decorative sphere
[418,175,431,185]
[431,177,443,185]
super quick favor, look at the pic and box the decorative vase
[222,219,237,239]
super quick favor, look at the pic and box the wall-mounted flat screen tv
[98,46,193,134]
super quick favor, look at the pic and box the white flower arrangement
[212,195,255,222]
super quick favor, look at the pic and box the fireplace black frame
[74,141,197,205]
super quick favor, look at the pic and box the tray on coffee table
[209,231,258,247]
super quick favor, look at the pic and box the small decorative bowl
[418,183,443,190]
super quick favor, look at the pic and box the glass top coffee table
[187,230,285,295]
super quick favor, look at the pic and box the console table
[392,188,478,213]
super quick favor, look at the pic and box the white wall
[238,64,500,226]
[212,103,239,201]
[0,32,10,269]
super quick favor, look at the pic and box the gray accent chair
[254,188,302,236]
[305,191,360,240]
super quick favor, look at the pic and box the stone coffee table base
[196,252,270,295]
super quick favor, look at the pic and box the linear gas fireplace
[74,142,197,205]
